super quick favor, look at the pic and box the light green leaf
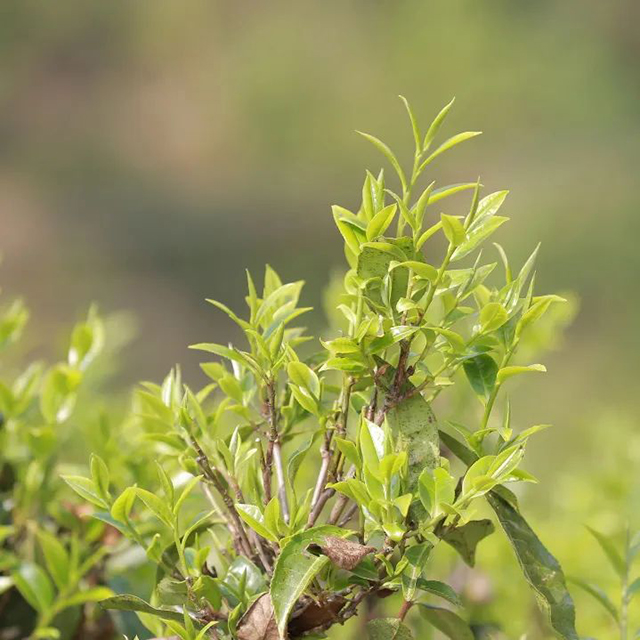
[12,563,55,613]
[568,577,618,621]
[367,204,397,241]
[236,504,278,543]
[423,97,455,151]
[392,261,438,282]
[111,487,136,524]
[585,527,626,578]
[420,131,482,170]
[440,214,465,247]
[357,131,407,192]
[479,302,508,333]
[497,364,546,384]
[399,95,421,153]
[287,361,320,398]
[135,488,174,526]
[58,587,115,610]
[429,183,478,205]
[62,475,108,510]
[100,594,184,622]
[37,530,69,590]
[90,454,110,504]
[451,216,509,262]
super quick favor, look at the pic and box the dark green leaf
[418,604,473,640]
[463,355,498,400]
[488,492,578,640]
[439,519,494,567]
[366,618,414,640]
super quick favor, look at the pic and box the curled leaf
[320,536,375,571]
[237,594,279,640]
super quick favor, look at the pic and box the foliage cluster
[2,98,624,640]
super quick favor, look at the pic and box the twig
[265,379,290,523]
[190,436,255,561]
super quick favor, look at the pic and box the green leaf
[416,579,462,607]
[270,525,348,637]
[418,604,473,640]
[62,475,109,510]
[174,475,202,516]
[585,527,626,578]
[423,97,455,151]
[135,488,174,526]
[402,543,433,601]
[420,131,482,170]
[366,618,414,640]
[90,454,110,504]
[100,594,184,622]
[416,221,443,250]
[367,204,397,241]
[497,364,546,384]
[399,95,421,153]
[357,131,407,192]
[110,487,136,524]
[58,587,115,609]
[40,364,82,424]
[236,504,278,543]
[451,216,508,262]
[367,326,418,355]
[36,530,69,590]
[287,361,320,398]
[487,492,578,640]
[429,183,478,206]
[568,577,618,621]
[479,302,508,333]
[463,354,498,400]
[440,214,465,247]
[392,261,438,282]
[439,520,495,567]
[12,563,55,613]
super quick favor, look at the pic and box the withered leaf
[321,535,375,571]
[288,595,346,636]
[237,593,279,640]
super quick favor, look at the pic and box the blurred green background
[1,0,639,635]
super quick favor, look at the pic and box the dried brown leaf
[320,535,375,570]
[237,593,279,640]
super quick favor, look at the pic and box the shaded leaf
[366,617,413,640]
[487,492,578,640]
[439,519,494,567]
[418,604,473,640]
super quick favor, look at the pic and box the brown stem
[398,599,413,622]
[190,436,255,561]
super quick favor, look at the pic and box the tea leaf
[488,492,578,640]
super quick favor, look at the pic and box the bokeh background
[1,0,639,636]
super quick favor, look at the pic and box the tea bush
[1,99,594,639]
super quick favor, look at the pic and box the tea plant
[64,98,577,640]
[570,527,640,639]
[0,294,157,639]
